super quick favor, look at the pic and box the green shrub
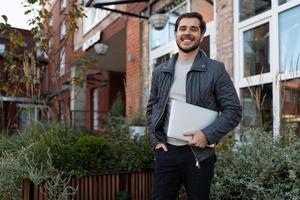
[73,135,110,173]
[211,128,300,200]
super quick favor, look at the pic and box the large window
[239,0,271,21]
[235,1,300,137]
[240,84,273,131]
[281,78,300,136]
[279,6,300,73]
[243,23,270,77]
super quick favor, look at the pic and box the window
[60,21,66,39]
[60,0,67,11]
[153,54,170,68]
[83,6,114,34]
[93,88,99,131]
[0,44,5,55]
[243,23,270,77]
[235,1,300,137]
[239,0,271,21]
[151,3,187,50]
[279,6,300,73]
[240,84,273,131]
[281,78,300,136]
[279,0,296,5]
[60,47,65,76]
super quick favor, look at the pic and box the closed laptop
[167,100,218,142]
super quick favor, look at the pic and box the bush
[73,135,109,173]
[211,128,300,200]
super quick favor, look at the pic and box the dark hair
[175,12,206,34]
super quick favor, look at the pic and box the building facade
[46,0,300,136]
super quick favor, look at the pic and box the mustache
[181,35,194,40]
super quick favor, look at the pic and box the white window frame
[60,47,66,76]
[234,0,300,138]
[82,5,114,35]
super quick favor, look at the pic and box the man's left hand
[183,130,208,148]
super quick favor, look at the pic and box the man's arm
[146,70,160,148]
[202,63,242,144]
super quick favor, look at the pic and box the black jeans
[153,143,216,200]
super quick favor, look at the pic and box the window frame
[234,0,300,137]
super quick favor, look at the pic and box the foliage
[44,174,77,200]
[73,135,110,173]
[211,128,300,200]
[0,136,55,200]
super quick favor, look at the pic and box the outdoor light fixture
[149,13,169,30]
[94,43,109,55]
[84,0,170,30]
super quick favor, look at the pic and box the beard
[176,36,201,53]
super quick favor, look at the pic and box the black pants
[153,144,216,200]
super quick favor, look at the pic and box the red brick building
[0,27,48,131]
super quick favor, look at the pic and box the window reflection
[281,79,300,136]
[243,23,270,77]
[239,0,271,21]
[279,6,300,73]
[279,0,296,5]
[240,84,273,131]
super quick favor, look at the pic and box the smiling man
[146,12,242,199]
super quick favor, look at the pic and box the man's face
[175,17,204,53]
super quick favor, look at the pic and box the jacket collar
[160,50,208,74]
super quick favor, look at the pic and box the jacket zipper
[191,146,201,169]
[186,70,201,169]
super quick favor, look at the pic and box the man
[146,12,242,200]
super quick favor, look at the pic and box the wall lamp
[94,43,109,55]
[84,0,169,30]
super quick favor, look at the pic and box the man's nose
[183,28,192,34]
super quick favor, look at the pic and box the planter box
[22,171,153,200]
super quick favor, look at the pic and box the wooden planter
[22,171,153,200]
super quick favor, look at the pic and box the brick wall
[192,0,214,23]
[216,0,234,76]
[126,17,142,115]
[125,3,147,116]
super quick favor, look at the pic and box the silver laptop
[167,99,218,142]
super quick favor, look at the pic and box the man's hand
[183,130,208,148]
[155,143,168,152]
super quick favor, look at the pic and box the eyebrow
[179,25,200,29]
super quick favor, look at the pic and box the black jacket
[146,51,242,162]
